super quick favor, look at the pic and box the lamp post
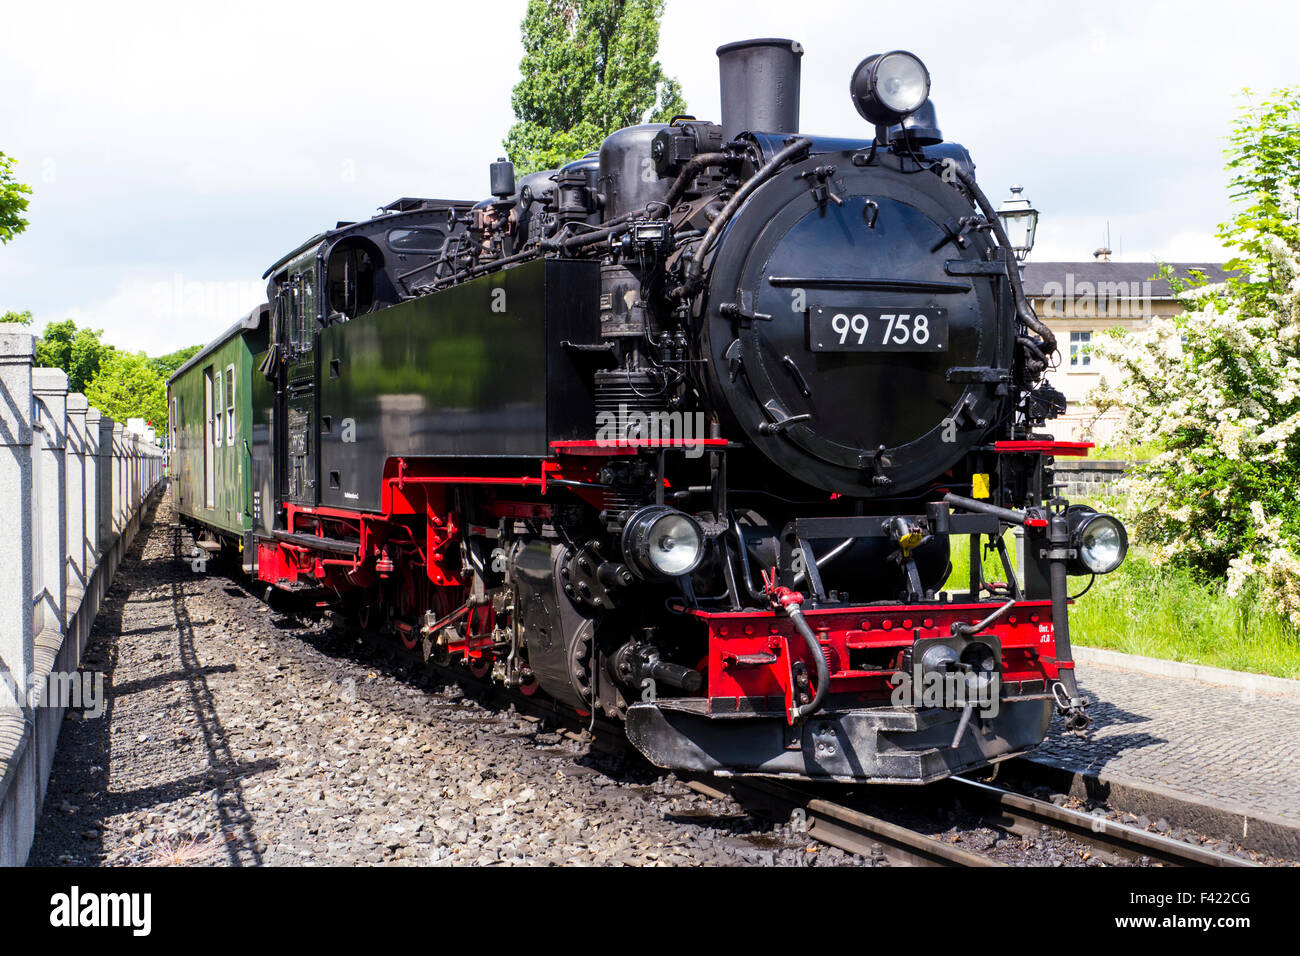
[996,184,1039,264]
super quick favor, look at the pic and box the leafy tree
[0,152,33,244]
[1091,88,1300,621]
[1,310,33,325]
[35,319,115,393]
[1218,92,1300,310]
[84,350,167,430]
[151,344,203,379]
[504,0,687,173]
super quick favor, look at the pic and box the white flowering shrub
[1090,90,1300,623]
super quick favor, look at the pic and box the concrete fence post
[97,416,114,558]
[0,332,36,866]
[85,408,101,576]
[65,396,88,607]
[29,386,43,652]
[30,371,68,810]
[32,369,68,646]
[128,435,135,512]
[112,423,124,542]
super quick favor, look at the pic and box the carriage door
[284,269,318,506]
[202,366,216,509]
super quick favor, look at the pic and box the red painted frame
[689,600,1062,721]
[993,440,1094,457]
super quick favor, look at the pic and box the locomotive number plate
[808,307,948,352]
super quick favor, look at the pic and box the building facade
[1021,258,1230,444]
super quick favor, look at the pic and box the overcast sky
[3,0,1297,354]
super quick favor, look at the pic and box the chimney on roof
[1093,246,1112,262]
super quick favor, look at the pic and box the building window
[1070,331,1092,368]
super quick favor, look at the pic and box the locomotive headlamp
[622,506,705,578]
[850,51,931,125]
[1065,506,1128,575]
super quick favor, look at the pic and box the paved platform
[1034,661,1300,826]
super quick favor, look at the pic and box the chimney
[716,38,803,142]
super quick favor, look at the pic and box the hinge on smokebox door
[718,291,772,326]
[798,164,843,208]
[758,399,812,436]
[859,444,893,488]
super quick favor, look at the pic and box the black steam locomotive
[170,39,1127,783]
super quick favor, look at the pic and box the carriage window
[214,371,223,445]
[387,227,446,253]
[225,365,236,445]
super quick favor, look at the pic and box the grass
[1070,556,1300,680]
[940,535,1300,681]
[1091,439,1164,461]
[137,832,232,866]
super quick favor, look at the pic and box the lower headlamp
[622,505,705,578]
[1065,506,1128,575]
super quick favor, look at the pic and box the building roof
[1021,261,1233,299]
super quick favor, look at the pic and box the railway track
[685,775,1003,866]
[686,773,1258,867]
[944,775,1256,867]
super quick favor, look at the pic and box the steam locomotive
[168,39,1128,783]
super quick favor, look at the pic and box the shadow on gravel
[32,496,280,866]
[29,496,158,864]
[168,526,267,866]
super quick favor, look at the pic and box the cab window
[387,227,445,254]
[299,271,315,341]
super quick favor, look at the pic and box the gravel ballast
[28,491,843,867]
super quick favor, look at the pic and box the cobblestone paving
[1035,665,1300,824]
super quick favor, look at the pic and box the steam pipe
[673,136,813,298]
[543,151,737,255]
[943,492,1028,526]
[766,583,829,719]
[784,602,830,719]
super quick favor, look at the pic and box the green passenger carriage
[167,307,268,545]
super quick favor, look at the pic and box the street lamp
[996,184,1039,262]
